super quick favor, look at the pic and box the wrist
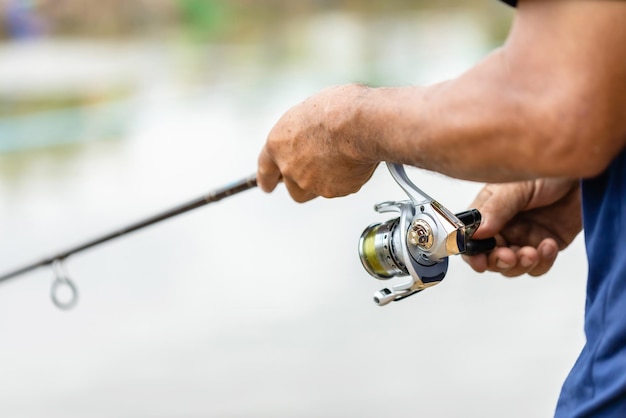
[349,84,431,167]
[333,83,380,164]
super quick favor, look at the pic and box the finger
[528,238,559,277]
[462,253,489,273]
[486,246,519,274]
[257,147,282,193]
[487,245,554,278]
[468,185,495,210]
[470,231,560,279]
[500,246,541,277]
[462,234,506,272]
[283,177,317,203]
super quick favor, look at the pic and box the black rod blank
[0,175,258,283]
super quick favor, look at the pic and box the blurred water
[0,9,586,418]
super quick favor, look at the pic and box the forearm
[350,0,626,183]
[351,53,549,182]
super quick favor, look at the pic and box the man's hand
[464,178,582,277]
[257,84,379,202]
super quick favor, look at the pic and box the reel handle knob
[373,288,396,306]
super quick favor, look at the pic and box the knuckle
[298,176,314,192]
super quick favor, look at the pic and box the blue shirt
[555,149,626,416]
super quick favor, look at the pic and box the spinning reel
[359,163,495,306]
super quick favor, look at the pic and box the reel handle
[464,238,497,256]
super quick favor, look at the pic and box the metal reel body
[359,163,476,306]
[361,199,451,306]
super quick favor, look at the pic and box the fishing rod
[0,163,495,310]
[0,175,258,309]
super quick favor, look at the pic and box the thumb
[257,147,282,193]
[470,182,532,239]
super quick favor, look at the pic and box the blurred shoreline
[0,0,512,41]
[0,2,511,155]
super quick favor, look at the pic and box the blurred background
[0,1,587,417]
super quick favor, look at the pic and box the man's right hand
[463,178,582,277]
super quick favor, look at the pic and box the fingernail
[520,256,533,268]
[541,245,556,258]
[496,259,511,269]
